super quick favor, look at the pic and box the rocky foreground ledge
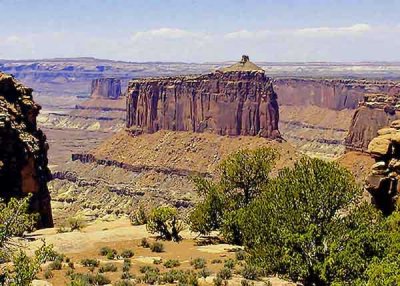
[0,72,53,227]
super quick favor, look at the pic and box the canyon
[3,57,400,225]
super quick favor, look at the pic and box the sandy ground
[24,218,295,285]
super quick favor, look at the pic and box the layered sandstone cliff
[126,57,280,139]
[0,72,53,227]
[345,87,400,152]
[90,78,122,99]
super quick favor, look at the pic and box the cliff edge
[0,72,53,228]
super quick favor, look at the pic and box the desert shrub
[146,206,184,241]
[44,268,54,279]
[191,257,206,269]
[68,261,74,269]
[241,157,386,285]
[99,246,115,256]
[106,251,116,260]
[121,271,134,280]
[114,280,136,286]
[153,258,162,264]
[150,241,164,253]
[130,204,148,225]
[69,273,110,285]
[241,280,255,286]
[122,258,131,272]
[120,249,134,258]
[49,259,62,270]
[213,276,224,286]
[139,265,160,274]
[67,216,85,231]
[99,262,118,273]
[224,258,236,269]
[80,258,99,267]
[164,259,180,268]
[140,238,150,248]
[217,267,232,280]
[235,250,246,261]
[211,258,222,264]
[241,264,259,280]
[198,267,212,278]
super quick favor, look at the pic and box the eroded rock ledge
[126,57,280,139]
[0,72,53,227]
[365,120,400,214]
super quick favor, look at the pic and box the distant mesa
[90,78,122,99]
[126,55,280,139]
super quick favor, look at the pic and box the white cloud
[131,28,208,41]
[0,24,399,62]
[295,23,371,36]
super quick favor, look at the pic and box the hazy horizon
[1,0,400,62]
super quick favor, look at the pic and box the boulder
[391,120,400,129]
[368,136,392,156]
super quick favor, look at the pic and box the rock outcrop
[346,90,400,152]
[90,78,122,99]
[126,56,280,139]
[365,120,400,214]
[0,72,53,227]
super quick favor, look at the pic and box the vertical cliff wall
[91,78,122,99]
[0,72,53,228]
[126,70,280,139]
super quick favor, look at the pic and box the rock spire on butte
[126,55,280,139]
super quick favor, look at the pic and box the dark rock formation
[126,57,280,139]
[365,120,400,214]
[0,72,53,228]
[90,78,122,99]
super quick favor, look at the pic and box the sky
[0,0,400,62]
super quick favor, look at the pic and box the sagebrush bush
[99,263,118,273]
[80,258,99,267]
[44,268,54,279]
[241,264,258,280]
[120,249,134,258]
[140,238,150,248]
[191,257,206,269]
[217,267,232,280]
[224,258,236,269]
[150,242,164,253]
[164,259,180,268]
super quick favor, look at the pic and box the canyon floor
[28,218,295,286]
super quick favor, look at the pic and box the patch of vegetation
[224,258,236,269]
[80,258,99,267]
[150,241,164,253]
[163,259,180,268]
[217,267,232,280]
[146,206,184,241]
[48,259,62,270]
[130,203,148,225]
[114,280,136,286]
[120,249,134,258]
[211,259,222,264]
[68,273,110,285]
[190,257,206,269]
[241,264,258,280]
[235,250,246,261]
[198,267,212,278]
[153,258,162,265]
[44,268,54,279]
[189,147,278,244]
[99,262,118,273]
[140,238,150,248]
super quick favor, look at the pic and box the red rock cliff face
[0,72,53,228]
[126,71,280,139]
[273,78,400,110]
[91,78,122,99]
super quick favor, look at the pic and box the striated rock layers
[346,89,400,152]
[90,78,122,99]
[126,57,280,139]
[365,119,400,214]
[0,72,53,227]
